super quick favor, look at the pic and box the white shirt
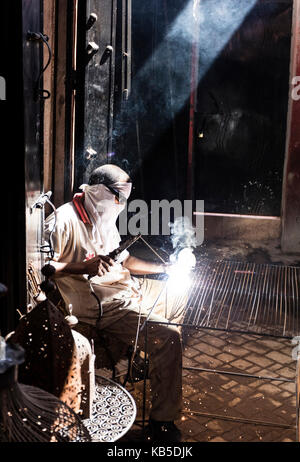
[44,202,141,326]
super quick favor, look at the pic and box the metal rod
[145,320,294,340]
[186,261,212,325]
[140,282,168,331]
[139,236,166,264]
[142,321,148,431]
[182,410,295,430]
[183,366,294,383]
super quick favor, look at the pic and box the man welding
[45,164,185,442]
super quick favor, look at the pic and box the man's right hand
[84,255,115,277]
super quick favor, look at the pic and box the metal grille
[175,259,300,338]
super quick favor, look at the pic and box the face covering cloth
[79,182,132,254]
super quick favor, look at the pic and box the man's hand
[84,255,115,277]
[122,255,166,275]
[49,256,115,277]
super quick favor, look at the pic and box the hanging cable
[27,31,52,101]
[35,33,52,100]
[33,192,57,261]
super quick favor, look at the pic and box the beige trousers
[99,277,186,422]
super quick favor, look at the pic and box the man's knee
[158,323,182,350]
[167,324,181,344]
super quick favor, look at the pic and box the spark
[166,248,196,294]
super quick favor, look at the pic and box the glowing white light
[167,248,196,294]
[177,248,196,268]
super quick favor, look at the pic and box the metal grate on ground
[137,259,300,441]
[169,259,300,338]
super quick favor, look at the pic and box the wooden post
[282,0,300,253]
[43,0,56,194]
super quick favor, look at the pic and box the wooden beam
[43,0,56,194]
[52,0,68,207]
[282,0,300,253]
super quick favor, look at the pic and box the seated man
[45,164,186,442]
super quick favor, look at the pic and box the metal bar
[295,267,299,335]
[146,320,294,340]
[182,410,295,430]
[203,260,225,326]
[140,282,168,331]
[139,236,166,264]
[195,262,218,326]
[186,262,212,325]
[283,265,288,336]
[183,366,294,383]
[225,261,245,329]
[238,263,256,326]
[164,259,300,338]
[142,321,148,430]
[296,357,300,442]
[260,264,271,329]
[193,212,280,220]
[253,265,268,329]
[279,265,284,334]
[291,266,296,336]
[215,261,239,328]
[264,262,276,333]
[200,261,227,327]
[274,265,281,331]
[247,263,264,331]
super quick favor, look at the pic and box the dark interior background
[194,0,292,216]
[0,0,43,334]
[77,0,292,216]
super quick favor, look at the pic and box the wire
[124,236,172,382]
[139,236,168,264]
[40,197,57,260]
[88,279,103,320]
[34,33,52,100]
[126,302,144,385]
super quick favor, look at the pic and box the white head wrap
[79,182,132,254]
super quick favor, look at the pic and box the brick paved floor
[117,329,297,442]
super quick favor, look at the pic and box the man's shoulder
[46,201,78,224]
[57,201,77,215]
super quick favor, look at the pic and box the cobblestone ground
[118,329,297,442]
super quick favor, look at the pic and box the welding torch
[87,234,142,319]
[87,233,142,281]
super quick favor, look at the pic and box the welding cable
[124,238,172,383]
[140,281,169,332]
[125,302,144,386]
[34,33,52,100]
[125,279,169,386]
[122,277,147,386]
[88,279,103,320]
[40,197,57,260]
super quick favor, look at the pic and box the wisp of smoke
[169,216,196,259]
